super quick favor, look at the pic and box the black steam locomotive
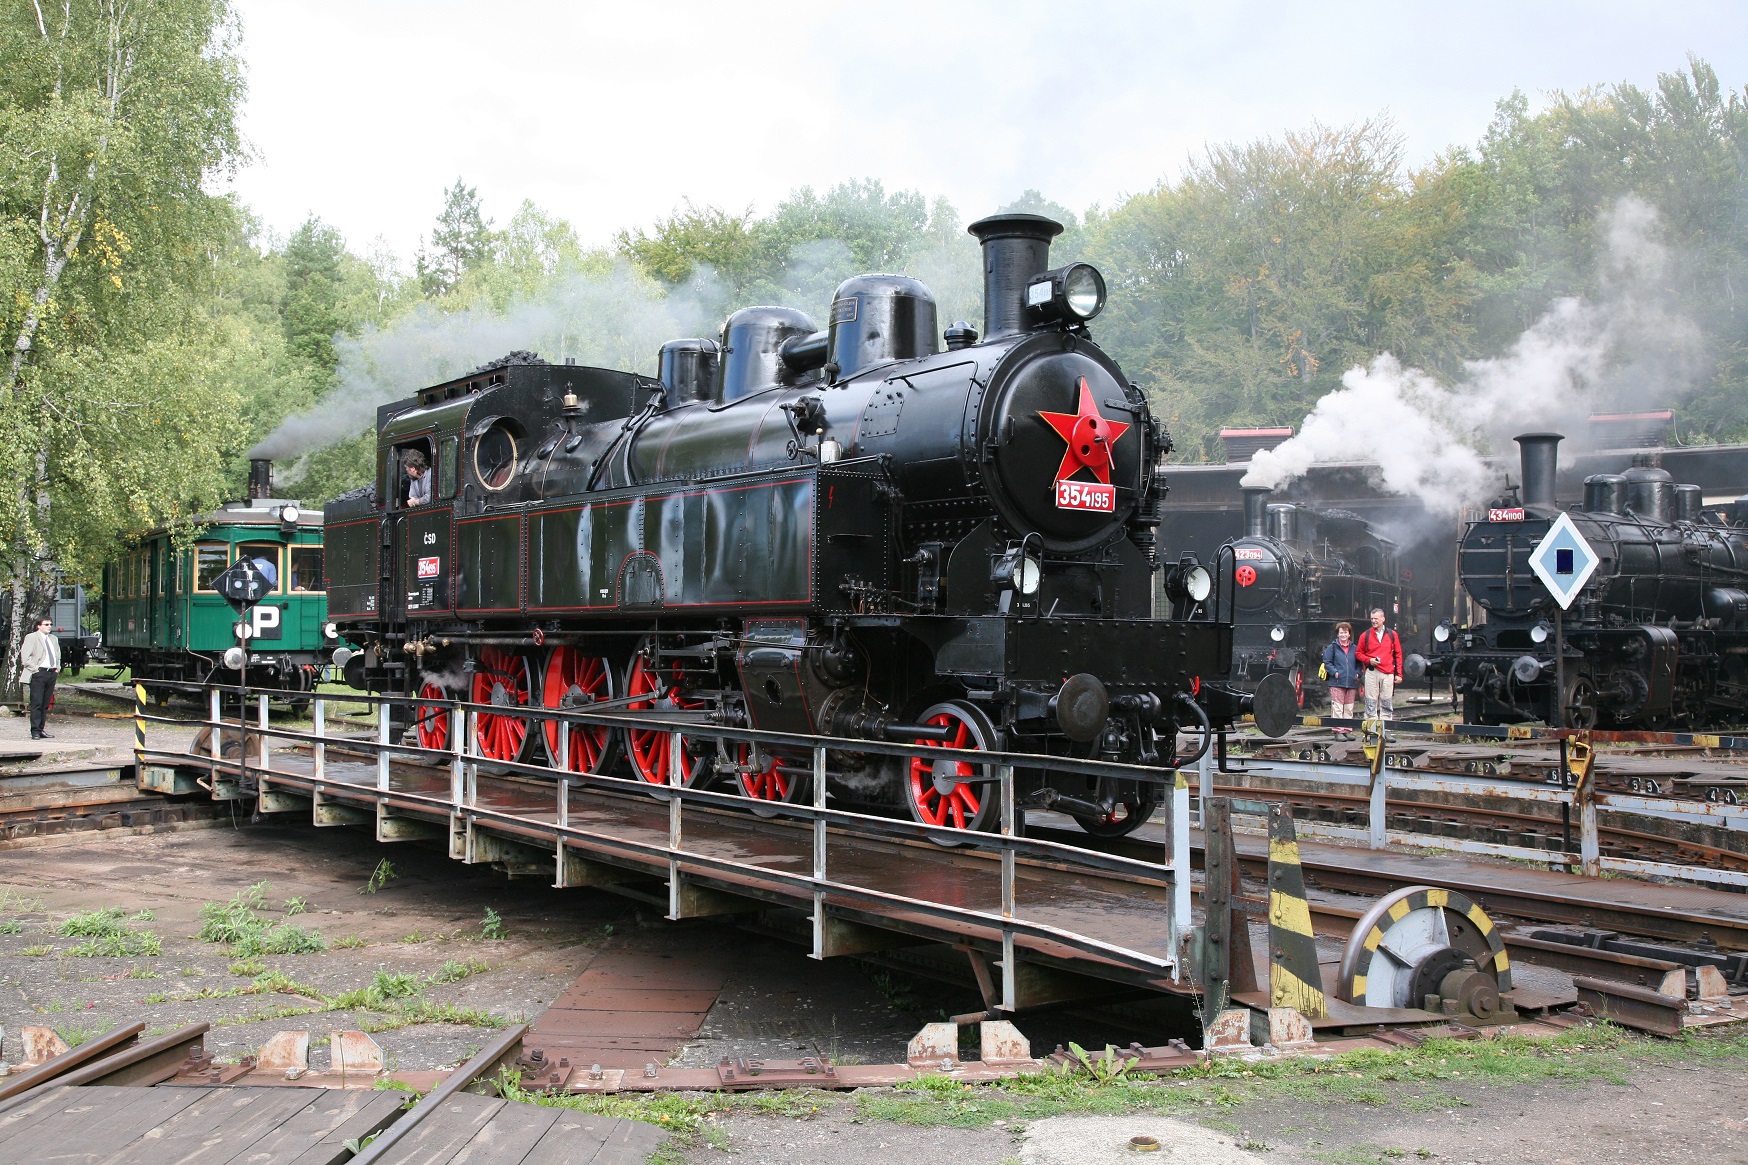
[1424,433,1748,728]
[324,213,1292,837]
[1224,487,1407,705]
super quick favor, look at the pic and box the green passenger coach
[102,460,336,696]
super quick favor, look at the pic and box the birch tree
[0,0,244,691]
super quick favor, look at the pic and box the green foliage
[20,945,54,957]
[0,920,25,934]
[197,882,325,955]
[478,907,505,940]
[361,859,397,895]
[283,897,308,916]
[418,179,497,298]
[431,957,489,984]
[57,907,161,956]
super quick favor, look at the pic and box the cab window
[290,546,324,592]
[194,544,228,591]
[439,436,459,499]
[237,543,284,593]
[394,439,435,509]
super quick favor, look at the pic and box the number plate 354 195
[1054,480,1115,512]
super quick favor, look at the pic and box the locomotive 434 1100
[322,213,1293,837]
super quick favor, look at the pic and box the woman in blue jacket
[1320,622,1360,740]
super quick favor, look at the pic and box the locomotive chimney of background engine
[248,458,272,500]
[1242,486,1271,538]
[1514,433,1562,510]
[967,213,1064,339]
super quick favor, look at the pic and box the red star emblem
[1038,377,1130,484]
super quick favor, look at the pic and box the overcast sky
[228,1,1744,262]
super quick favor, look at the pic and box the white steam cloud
[1242,197,1701,513]
[254,227,984,482]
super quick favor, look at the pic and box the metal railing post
[257,694,271,775]
[1170,769,1190,978]
[1197,745,1214,828]
[666,730,684,920]
[449,701,464,810]
[998,761,1016,1013]
[376,698,391,792]
[556,718,570,777]
[209,689,222,763]
[464,709,478,807]
[312,698,326,782]
[810,743,827,960]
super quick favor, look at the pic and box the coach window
[194,544,228,591]
[290,546,324,592]
[439,436,459,499]
[238,543,284,593]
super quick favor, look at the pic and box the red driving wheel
[471,646,533,761]
[414,681,449,750]
[540,646,614,773]
[905,701,998,832]
[624,647,706,786]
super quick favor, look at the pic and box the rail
[127,679,1194,1007]
[1197,717,1748,888]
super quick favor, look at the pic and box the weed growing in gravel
[332,971,422,1009]
[56,908,162,957]
[230,958,267,977]
[122,966,160,979]
[283,897,308,916]
[401,930,430,944]
[130,910,154,922]
[0,889,45,914]
[479,907,505,940]
[431,958,489,984]
[20,945,53,957]
[361,860,397,894]
[197,883,325,956]
[56,1022,111,1048]
[333,935,367,949]
[0,921,23,935]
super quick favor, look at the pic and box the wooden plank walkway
[372,1091,664,1164]
[0,1085,663,1165]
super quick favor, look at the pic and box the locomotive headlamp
[323,621,338,640]
[990,551,1043,596]
[1162,560,1212,604]
[222,646,246,670]
[1433,622,1452,643]
[332,647,353,668]
[278,504,300,525]
[1025,263,1108,324]
[1270,624,1287,643]
[1530,621,1552,644]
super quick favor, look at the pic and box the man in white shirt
[18,617,61,740]
[405,450,431,507]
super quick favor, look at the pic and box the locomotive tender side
[327,213,1288,836]
[1430,432,1748,728]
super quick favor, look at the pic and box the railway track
[1207,780,1748,870]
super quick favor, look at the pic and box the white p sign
[250,605,282,640]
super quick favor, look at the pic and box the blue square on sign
[1526,511,1600,610]
[1556,548,1573,575]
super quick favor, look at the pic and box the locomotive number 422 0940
[1055,479,1115,512]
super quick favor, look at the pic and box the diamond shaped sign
[1527,511,1599,610]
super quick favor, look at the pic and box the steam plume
[1242,197,1701,513]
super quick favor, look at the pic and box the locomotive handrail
[128,677,1197,786]
[128,676,1195,1000]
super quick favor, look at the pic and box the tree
[416,179,497,298]
[0,0,245,692]
[281,216,349,367]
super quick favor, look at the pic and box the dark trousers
[28,669,55,736]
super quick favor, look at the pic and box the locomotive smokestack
[1514,433,1561,510]
[1242,486,1271,538]
[967,213,1064,340]
[248,458,273,500]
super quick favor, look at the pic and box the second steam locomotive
[1428,433,1748,729]
[324,213,1291,837]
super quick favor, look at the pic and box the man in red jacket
[1356,608,1403,726]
